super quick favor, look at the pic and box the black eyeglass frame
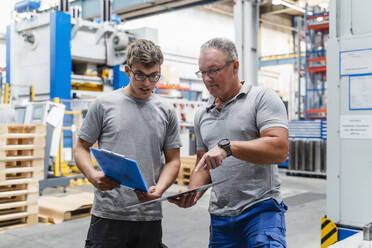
[195,60,235,79]
[128,66,161,83]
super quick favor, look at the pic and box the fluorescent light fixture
[272,0,305,13]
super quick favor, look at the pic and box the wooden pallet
[180,165,193,176]
[38,192,94,224]
[0,178,38,187]
[0,135,46,146]
[0,141,45,183]
[175,177,190,186]
[0,147,44,160]
[174,156,196,186]
[0,195,38,209]
[0,180,39,231]
[0,213,38,231]
[0,180,38,193]
[0,159,44,169]
[0,125,46,135]
[180,156,196,166]
[0,158,44,182]
[0,125,46,147]
[0,181,39,201]
[0,168,44,182]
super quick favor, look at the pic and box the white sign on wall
[340,49,372,76]
[349,75,372,110]
[340,115,372,139]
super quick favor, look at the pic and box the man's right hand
[88,171,120,191]
[167,190,201,208]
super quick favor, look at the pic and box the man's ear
[233,60,239,75]
[124,64,131,77]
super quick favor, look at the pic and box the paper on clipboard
[124,177,232,209]
[90,148,149,193]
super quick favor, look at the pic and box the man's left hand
[134,186,162,202]
[194,146,227,171]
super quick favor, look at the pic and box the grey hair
[200,38,238,61]
[126,39,164,68]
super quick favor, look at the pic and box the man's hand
[134,186,162,202]
[167,190,201,208]
[194,145,227,172]
[88,171,120,191]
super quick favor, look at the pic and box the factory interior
[0,0,371,247]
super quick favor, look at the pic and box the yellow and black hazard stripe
[321,217,338,248]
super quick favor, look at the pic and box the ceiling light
[272,0,305,13]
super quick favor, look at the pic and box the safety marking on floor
[321,217,338,248]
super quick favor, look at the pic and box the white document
[46,105,65,127]
[340,115,372,139]
[47,104,65,157]
[340,49,372,75]
[350,75,372,109]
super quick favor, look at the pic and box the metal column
[234,0,260,85]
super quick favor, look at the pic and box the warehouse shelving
[304,7,329,120]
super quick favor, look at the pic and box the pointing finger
[194,156,206,172]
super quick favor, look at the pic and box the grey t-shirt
[78,89,182,221]
[195,82,288,217]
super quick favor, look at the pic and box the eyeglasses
[195,60,234,79]
[129,67,161,83]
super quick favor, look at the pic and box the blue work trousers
[209,199,287,248]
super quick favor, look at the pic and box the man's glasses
[129,67,161,83]
[195,60,234,79]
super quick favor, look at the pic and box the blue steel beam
[50,11,72,100]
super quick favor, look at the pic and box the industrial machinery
[5,0,142,191]
[7,0,134,103]
[323,0,372,247]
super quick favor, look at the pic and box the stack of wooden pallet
[175,156,196,186]
[0,124,46,230]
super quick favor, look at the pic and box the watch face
[219,139,229,146]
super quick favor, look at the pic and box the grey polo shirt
[78,89,182,221]
[194,82,288,217]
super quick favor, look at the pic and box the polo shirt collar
[205,81,252,110]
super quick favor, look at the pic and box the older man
[170,37,289,248]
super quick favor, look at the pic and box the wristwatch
[218,138,232,157]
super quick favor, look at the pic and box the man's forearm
[231,137,288,165]
[156,159,180,194]
[188,151,211,197]
[74,146,96,180]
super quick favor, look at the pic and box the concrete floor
[0,170,326,248]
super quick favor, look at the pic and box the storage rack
[304,6,329,120]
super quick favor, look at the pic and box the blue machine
[14,0,41,13]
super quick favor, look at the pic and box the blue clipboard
[90,148,149,193]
